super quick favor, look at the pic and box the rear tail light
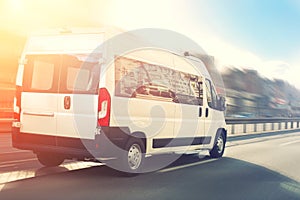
[98,88,111,126]
[13,86,22,121]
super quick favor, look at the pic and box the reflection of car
[132,83,178,102]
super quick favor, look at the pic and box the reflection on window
[67,67,91,91]
[31,60,54,90]
[115,56,203,105]
[62,54,100,94]
[24,54,100,94]
[132,84,175,102]
[206,79,218,109]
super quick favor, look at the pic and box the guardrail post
[291,121,294,129]
[263,123,266,132]
[271,123,274,131]
[243,124,246,133]
[231,124,235,135]
[254,123,257,132]
[285,122,288,129]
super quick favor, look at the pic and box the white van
[12,28,227,173]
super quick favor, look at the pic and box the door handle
[205,108,209,117]
[64,96,71,110]
[23,111,55,117]
[199,107,202,117]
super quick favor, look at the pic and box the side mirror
[218,96,226,111]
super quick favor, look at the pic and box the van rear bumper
[12,128,94,158]
[11,126,133,159]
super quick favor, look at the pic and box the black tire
[119,138,145,175]
[37,152,65,167]
[209,131,226,158]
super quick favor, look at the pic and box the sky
[1,0,300,88]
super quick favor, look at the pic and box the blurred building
[222,67,300,118]
[0,30,25,115]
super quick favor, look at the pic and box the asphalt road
[0,131,300,200]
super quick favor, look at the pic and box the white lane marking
[0,151,33,154]
[280,139,300,147]
[0,170,35,185]
[158,158,217,173]
[0,161,103,189]
[0,158,37,165]
[0,184,5,192]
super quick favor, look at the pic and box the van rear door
[56,54,100,140]
[22,55,60,136]
[22,53,100,141]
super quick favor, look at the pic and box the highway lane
[0,133,102,184]
[0,131,300,200]
[227,131,300,181]
[0,132,39,172]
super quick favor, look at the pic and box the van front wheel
[37,152,65,167]
[209,132,226,158]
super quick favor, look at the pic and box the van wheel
[120,138,145,175]
[37,152,65,167]
[209,132,226,158]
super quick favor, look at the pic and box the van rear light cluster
[98,88,111,126]
[13,86,22,121]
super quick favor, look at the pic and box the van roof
[23,27,215,81]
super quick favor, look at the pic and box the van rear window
[31,60,55,90]
[23,54,100,94]
[23,55,59,93]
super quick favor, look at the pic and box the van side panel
[108,51,177,154]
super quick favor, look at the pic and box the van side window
[115,56,203,105]
[205,79,218,109]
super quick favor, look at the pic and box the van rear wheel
[120,138,145,175]
[37,152,65,167]
[209,132,226,158]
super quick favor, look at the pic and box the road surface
[0,131,300,200]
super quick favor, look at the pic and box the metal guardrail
[226,117,300,124]
[226,118,300,135]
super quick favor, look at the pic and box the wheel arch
[213,128,227,145]
[127,131,147,153]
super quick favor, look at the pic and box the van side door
[172,57,206,151]
[204,79,224,148]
